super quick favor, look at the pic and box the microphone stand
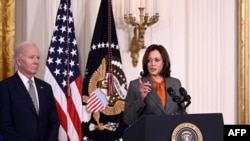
[171,95,186,115]
[167,87,190,115]
[179,87,192,114]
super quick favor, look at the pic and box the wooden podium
[123,113,224,141]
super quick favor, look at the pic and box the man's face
[17,45,40,78]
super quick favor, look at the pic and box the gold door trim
[237,0,250,124]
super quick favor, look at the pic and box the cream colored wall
[16,0,237,124]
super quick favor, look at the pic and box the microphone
[167,87,183,109]
[167,87,180,103]
[179,87,191,110]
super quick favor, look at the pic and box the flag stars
[51,36,57,43]
[106,42,109,47]
[97,43,101,48]
[59,4,63,10]
[55,58,62,65]
[68,27,72,33]
[61,71,75,87]
[72,39,77,46]
[123,78,127,82]
[63,4,68,11]
[68,70,74,77]
[67,38,71,44]
[47,57,53,65]
[104,42,117,48]
[46,1,81,93]
[101,42,105,48]
[92,44,97,50]
[49,46,55,54]
[65,49,71,56]
[111,43,115,48]
[69,16,73,23]
[71,49,77,56]
[53,68,60,76]
[69,60,75,67]
[54,26,59,32]
[62,15,67,22]
[57,47,64,54]
[112,60,122,69]
[121,75,125,81]
[63,70,67,77]
[83,136,88,141]
[60,25,66,33]
[62,80,66,87]
[56,15,61,20]
[64,59,69,66]
[58,36,65,44]
[90,42,120,51]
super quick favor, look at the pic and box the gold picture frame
[237,0,250,124]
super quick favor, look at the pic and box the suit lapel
[13,73,38,115]
[144,76,177,113]
[34,78,46,117]
[165,77,177,112]
[142,76,166,114]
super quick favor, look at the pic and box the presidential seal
[171,122,203,141]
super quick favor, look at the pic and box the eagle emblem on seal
[82,56,127,132]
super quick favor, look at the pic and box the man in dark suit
[0,41,59,141]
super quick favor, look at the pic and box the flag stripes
[44,0,82,140]
[45,68,82,141]
[86,89,108,112]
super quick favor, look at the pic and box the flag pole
[108,0,114,96]
[66,0,72,97]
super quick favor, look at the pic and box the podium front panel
[123,113,224,141]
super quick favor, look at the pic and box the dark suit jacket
[0,72,59,141]
[123,76,184,125]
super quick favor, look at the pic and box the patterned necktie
[28,79,39,114]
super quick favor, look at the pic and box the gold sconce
[124,7,159,67]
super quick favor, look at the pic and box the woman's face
[147,50,164,77]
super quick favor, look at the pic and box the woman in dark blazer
[123,44,185,125]
[0,42,59,141]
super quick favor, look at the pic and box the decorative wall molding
[237,0,250,124]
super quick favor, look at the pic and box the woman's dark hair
[140,44,171,77]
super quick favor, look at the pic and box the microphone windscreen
[167,87,175,96]
[179,87,187,96]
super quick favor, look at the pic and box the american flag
[44,0,82,141]
[86,88,108,113]
[82,0,128,140]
